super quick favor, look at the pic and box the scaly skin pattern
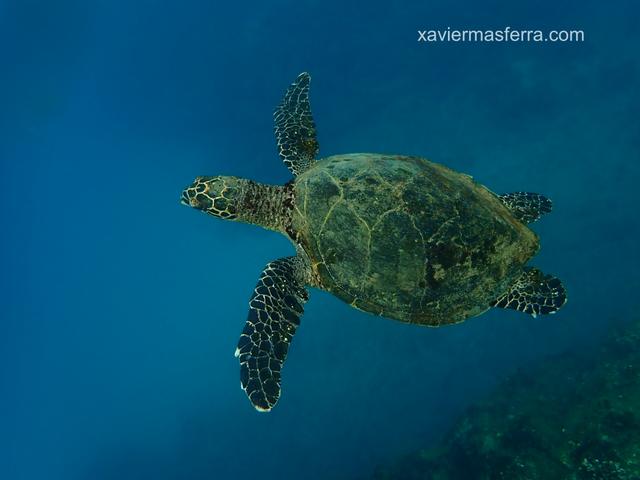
[182,176,240,219]
[182,176,293,233]
[290,154,539,326]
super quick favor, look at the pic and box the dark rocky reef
[373,320,640,480]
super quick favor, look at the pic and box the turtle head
[180,176,242,220]
[181,176,289,233]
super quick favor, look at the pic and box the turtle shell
[291,154,539,326]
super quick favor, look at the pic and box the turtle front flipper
[235,256,311,411]
[498,192,552,224]
[274,72,319,177]
[491,267,567,317]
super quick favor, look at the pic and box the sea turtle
[181,73,567,412]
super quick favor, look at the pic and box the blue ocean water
[1,1,639,479]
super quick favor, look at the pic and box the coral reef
[373,320,640,480]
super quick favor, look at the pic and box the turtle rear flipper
[274,72,319,177]
[499,192,552,224]
[492,267,567,317]
[235,256,310,412]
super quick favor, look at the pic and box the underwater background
[2,0,639,479]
